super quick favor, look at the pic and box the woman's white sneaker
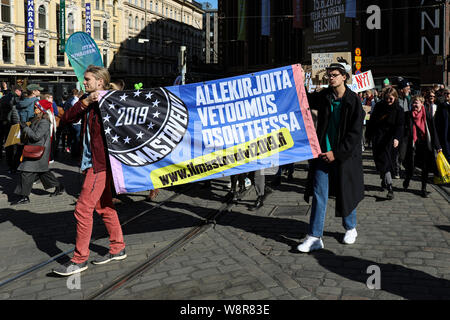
[343,228,357,244]
[297,235,324,253]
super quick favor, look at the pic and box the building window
[103,49,107,67]
[113,0,117,16]
[25,52,35,65]
[95,0,99,10]
[150,0,153,11]
[39,41,46,65]
[155,1,158,13]
[129,14,132,29]
[2,36,11,63]
[68,13,74,35]
[141,17,144,30]
[38,5,46,29]
[93,20,101,39]
[102,21,108,40]
[135,16,138,29]
[1,0,11,23]
[102,0,105,11]
[113,24,116,42]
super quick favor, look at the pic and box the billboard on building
[303,0,353,54]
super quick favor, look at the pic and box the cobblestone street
[0,151,449,301]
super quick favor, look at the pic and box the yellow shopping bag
[3,124,21,148]
[434,151,450,184]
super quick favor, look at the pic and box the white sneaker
[297,235,324,253]
[343,228,357,244]
[245,178,251,189]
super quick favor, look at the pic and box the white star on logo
[112,134,120,143]
[119,93,128,101]
[134,90,141,97]
[152,99,160,108]
[145,92,153,100]
[105,127,112,135]
[147,122,154,130]
[152,111,160,118]
[123,136,131,144]
[136,131,144,139]
[108,103,116,109]
[103,114,111,122]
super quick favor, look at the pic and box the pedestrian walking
[229,173,247,202]
[11,100,64,205]
[395,79,412,178]
[298,63,365,253]
[424,89,437,119]
[16,84,42,122]
[53,65,126,276]
[366,87,404,200]
[402,96,442,198]
[0,85,22,166]
[434,87,450,161]
[248,170,270,211]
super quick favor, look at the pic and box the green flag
[64,32,103,90]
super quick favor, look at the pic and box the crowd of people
[0,65,449,275]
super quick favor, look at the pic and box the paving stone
[130,280,163,293]
[241,289,272,300]
[223,285,254,297]
[2,153,450,301]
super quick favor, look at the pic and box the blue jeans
[309,160,357,238]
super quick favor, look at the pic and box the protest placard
[349,70,376,93]
[311,52,352,85]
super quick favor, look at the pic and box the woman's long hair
[382,87,399,102]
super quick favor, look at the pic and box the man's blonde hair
[85,65,111,90]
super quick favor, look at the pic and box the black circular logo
[99,88,189,166]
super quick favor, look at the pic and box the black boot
[249,196,264,211]
[232,190,241,202]
[403,178,410,191]
[421,184,429,198]
[271,176,281,187]
[50,184,65,197]
[387,184,394,200]
[11,196,30,205]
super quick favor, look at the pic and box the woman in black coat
[366,87,404,200]
[403,96,442,198]
[11,100,64,205]
[434,88,450,160]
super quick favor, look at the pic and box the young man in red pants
[53,66,126,276]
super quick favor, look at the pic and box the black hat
[397,79,411,90]
[326,62,350,74]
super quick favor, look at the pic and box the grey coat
[18,118,51,173]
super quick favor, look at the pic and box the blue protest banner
[97,65,321,193]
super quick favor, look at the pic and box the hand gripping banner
[98,65,321,193]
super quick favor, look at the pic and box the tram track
[0,188,187,290]
[86,194,241,300]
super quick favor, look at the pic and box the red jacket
[62,100,108,173]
